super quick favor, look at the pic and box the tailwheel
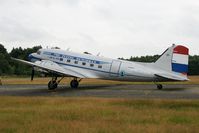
[70,79,79,88]
[157,84,163,90]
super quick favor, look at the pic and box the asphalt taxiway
[0,84,199,99]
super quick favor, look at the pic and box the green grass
[0,97,199,133]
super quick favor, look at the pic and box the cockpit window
[37,50,41,55]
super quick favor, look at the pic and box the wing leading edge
[11,58,86,78]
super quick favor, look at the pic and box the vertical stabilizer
[155,44,189,76]
[155,45,174,72]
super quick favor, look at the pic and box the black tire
[48,81,58,90]
[70,80,79,88]
[157,84,163,90]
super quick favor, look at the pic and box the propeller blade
[31,67,35,81]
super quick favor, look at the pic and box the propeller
[31,66,35,81]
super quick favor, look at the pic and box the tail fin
[155,44,189,76]
[172,45,189,75]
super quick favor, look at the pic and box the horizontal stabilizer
[155,73,189,81]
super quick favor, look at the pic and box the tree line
[0,44,41,76]
[0,43,198,76]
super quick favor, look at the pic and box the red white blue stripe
[172,45,189,74]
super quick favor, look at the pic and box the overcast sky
[0,0,198,58]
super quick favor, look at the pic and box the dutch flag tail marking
[172,45,189,75]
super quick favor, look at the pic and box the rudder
[172,45,189,75]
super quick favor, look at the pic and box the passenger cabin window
[82,62,86,65]
[90,64,94,67]
[67,59,71,63]
[60,58,63,61]
[98,65,102,68]
[74,61,78,64]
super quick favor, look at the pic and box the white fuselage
[29,48,163,82]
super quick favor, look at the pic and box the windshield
[37,50,41,55]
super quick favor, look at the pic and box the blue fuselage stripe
[172,63,188,73]
[43,51,109,64]
[30,56,117,74]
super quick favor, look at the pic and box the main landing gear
[70,78,81,88]
[48,77,81,90]
[48,76,64,90]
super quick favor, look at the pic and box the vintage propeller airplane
[12,44,189,90]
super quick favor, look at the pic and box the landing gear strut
[48,76,64,90]
[70,78,81,88]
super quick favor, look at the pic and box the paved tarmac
[0,84,199,99]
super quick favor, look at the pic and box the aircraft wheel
[48,81,58,90]
[157,84,163,90]
[70,80,79,88]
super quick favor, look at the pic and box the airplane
[12,44,189,90]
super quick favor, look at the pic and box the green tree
[0,44,13,75]
[9,45,42,75]
[189,55,199,75]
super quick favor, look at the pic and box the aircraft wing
[11,58,86,78]
[155,73,189,81]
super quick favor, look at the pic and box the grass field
[0,97,199,133]
[1,76,199,85]
[0,77,199,132]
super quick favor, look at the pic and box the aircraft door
[109,60,122,76]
